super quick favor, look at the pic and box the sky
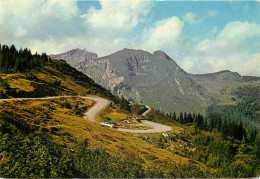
[0,0,260,76]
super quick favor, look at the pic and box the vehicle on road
[100,121,116,128]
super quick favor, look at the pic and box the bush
[63,102,72,109]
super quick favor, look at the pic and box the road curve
[0,96,108,122]
[0,96,172,133]
[141,105,151,116]
[82,97,108,121]
[117,120,172,133]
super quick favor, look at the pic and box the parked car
[100,121,116,128]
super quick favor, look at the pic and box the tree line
[0,44,50,73]
[166,111,204,128]
[165,110,257,143]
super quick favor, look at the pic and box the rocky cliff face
[50,48,214,114]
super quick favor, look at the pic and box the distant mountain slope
[190,70,260,82]
[189,70,260,105]
[51,48,214,114]
[49,48,97,69]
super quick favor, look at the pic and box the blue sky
[0,0,259,75]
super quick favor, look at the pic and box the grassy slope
[0,59,115,101]
[0,98,209,176]
[0,60,209,177]
[194,80,260,106]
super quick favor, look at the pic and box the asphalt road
[117,120,172,133]
[82,97,108,121]
[0,96,108,121]
[0,96,172,133]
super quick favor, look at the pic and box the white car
[100,121,115,128]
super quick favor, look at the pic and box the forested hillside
[141,107,259,177]
[206,85,259,129]
[0,44,115,101]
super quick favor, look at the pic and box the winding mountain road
[117,120,172,133]
[82,97,108,121]
[0,96,172,133]
[0,96,108,121]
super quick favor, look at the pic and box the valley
[1,1,260,178]
[1,44,259,178]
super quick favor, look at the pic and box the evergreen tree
[209,119,215,132]
[217,117,222,132]
[179,112,184,124]
[173,112,176,121]
[188,112,193,123]
[119,98,131,112]
[238,121,244,140]
[195,113,205,130]
[248,128,258,143]
[184,112,187,124]
[14,57,20,72]
[222,119,228,140]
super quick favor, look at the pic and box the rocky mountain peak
[49,48,215,114]
[153,50,167,56]
[49,48,98,68]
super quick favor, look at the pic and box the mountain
[2,44,259,178]
[190,70,260,82]
[1,44,210,178]
[50,48,214,114]
[49,48,97,69]
[189,70,260,105]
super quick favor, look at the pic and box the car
[100,121,116,128]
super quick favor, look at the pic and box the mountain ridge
[50,48,260,78]
[49,48,98,69]
[190,70,260,82]
[49,48,259,111]
[50,48,214,114]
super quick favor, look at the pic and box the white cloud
[141,16,184,52]
[0,0,154,56]
[85,0,153,32]
[182,12,201,24]
[181,21,260,76]
[15,26,28,38]
[0,0,83,47]
[0,1,259,76]
[238,53,260,76]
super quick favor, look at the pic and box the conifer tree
[222,119,228,140]
[238,121,244,140]
[173,112,176,121]
[119,98,131,112]
[184,112,187,124]
[179,112,184,124]
[188,112,192,123]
